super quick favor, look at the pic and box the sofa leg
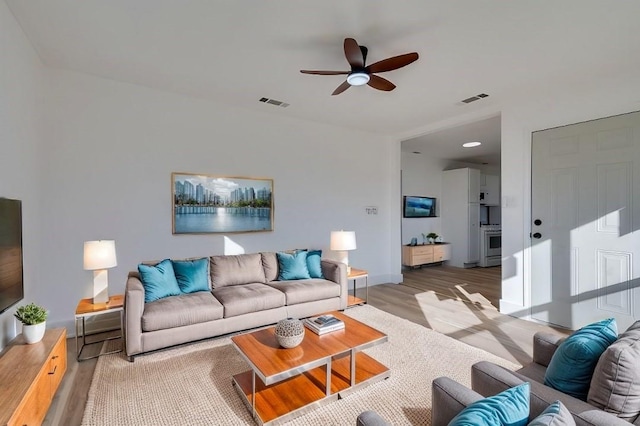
[127,355,135,363]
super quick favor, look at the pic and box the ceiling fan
[300,38,419,96]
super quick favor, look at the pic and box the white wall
[0,2,44,349]
[400,152,447,244]
[41,69,402,332]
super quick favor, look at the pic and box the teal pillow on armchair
[544,318,618,400]
[448,382,530,426]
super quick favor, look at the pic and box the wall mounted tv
[403,196,437,218]
[0,198,23,314]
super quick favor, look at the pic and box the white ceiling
[402,115,502,166]
[6,0,640,157]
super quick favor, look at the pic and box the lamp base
[336,250,351,275]
[93,269,109,304]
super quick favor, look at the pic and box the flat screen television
[0,198,24,314]
[403,195,437,218]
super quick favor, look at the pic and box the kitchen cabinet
[480,174,500,206]
[441,168,480,268]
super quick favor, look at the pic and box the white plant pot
[23,321,46,344]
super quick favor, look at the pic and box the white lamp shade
[330,231,357,251]
[83,240,117,270]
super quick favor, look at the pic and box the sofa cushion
[528,400,575,426]
[306,250,324,279]
[277,251,311,280]
[267,279,340,305]
[210,253,266,288]
[544,318,617,401]
[448,382,530,426]
[141,292,224,332]
[587,320,640,421]
[138,259,182,303]
[261,252,279,282]
[172,258,210,294]
[212,283,285,317]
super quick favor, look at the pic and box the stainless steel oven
[480,226,501,267]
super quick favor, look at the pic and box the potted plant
[426,232,439,244]
[14,302,48,344]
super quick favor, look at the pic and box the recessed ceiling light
[463,142,482,148]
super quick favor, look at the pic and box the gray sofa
[124,252,347,360]
[358,329,638,425]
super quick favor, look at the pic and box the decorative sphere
[275,318,305,348]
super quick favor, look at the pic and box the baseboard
[370,274,402,285]
[499,299,529,319]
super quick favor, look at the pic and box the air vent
[259,97,290,108]
[461,93,490,104]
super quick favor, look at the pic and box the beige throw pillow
[210,253,266,288]
[587,320,640,421]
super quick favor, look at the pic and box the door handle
[532,232,542,239]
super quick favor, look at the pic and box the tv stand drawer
[402,244,451,267]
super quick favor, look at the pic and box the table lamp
[330,230,357,274]
[83,240,117,304]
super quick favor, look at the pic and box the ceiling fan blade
[331,80,351,96]
[344,38,364,68]
[300,70,349,75]
[367,52,419,74]
[367,75,396,91]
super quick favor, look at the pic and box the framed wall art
[172,172,274,234]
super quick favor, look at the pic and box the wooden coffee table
[231,311,389,425]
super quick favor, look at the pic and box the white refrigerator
[441,168,480,268]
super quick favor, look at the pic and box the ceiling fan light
[347,72,370,86]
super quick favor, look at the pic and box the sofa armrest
[124,274,145,357]
[432,376,483,426]
[321,259,348,310]
[355,410,391,426]
[532,332,566,367]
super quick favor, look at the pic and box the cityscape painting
[172,173,274,234]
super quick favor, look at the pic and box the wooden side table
[347,268,368,307]
[75,294,124,361]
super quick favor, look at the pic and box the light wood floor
[45,264,570,425]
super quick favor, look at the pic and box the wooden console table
[0,328,67,425]
[402,243,451,267]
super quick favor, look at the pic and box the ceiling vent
[460,93,489,104]
[259,97,290,108]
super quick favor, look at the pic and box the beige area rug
[82,305,520,425]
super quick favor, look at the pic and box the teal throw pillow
[448,382,530,426]
[544,318,618,401]
[172,258,209,294]
[306,250,324,279]
[527,400,575,426]
[277,251,311,280]
[138,259,182,303]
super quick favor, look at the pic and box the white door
[531,111,640,330]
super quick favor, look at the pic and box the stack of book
[304,314,345,335]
